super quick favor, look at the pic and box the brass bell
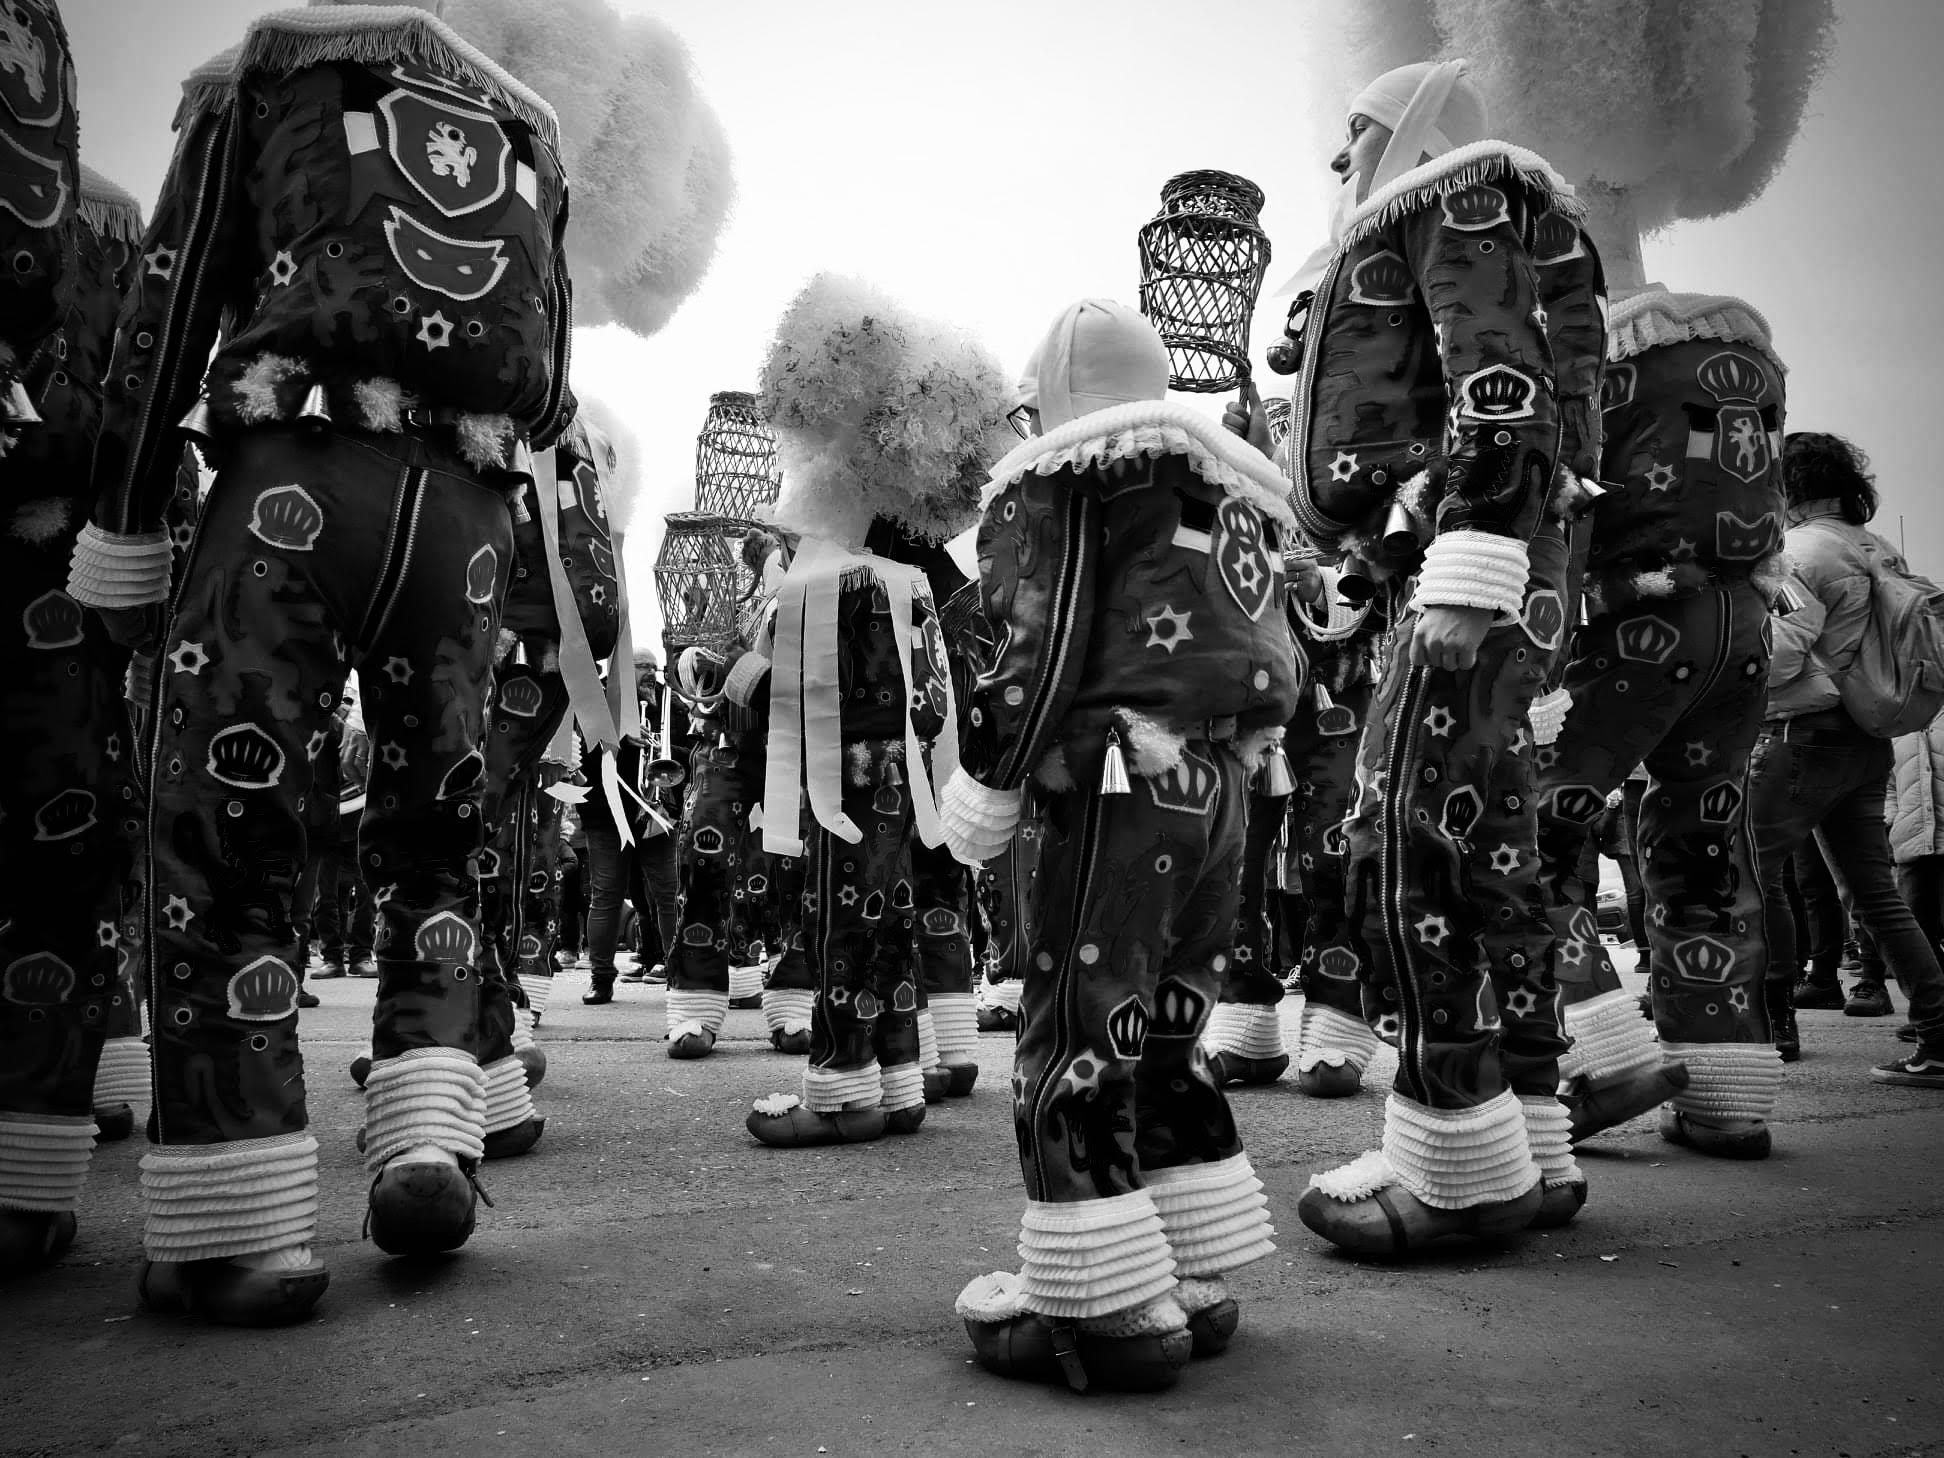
[1099,727,1132,796]
[881,757,903,788]
[1380,499,1423,556]
[0,379,41,424]
[1261,742,1296,797]
[297,383,332,427]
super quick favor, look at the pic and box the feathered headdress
[758,273,1013,544]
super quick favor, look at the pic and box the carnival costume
[1283,63,1598,1255]
[945,300,1301,1392]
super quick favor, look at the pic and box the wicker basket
[654,512,760,650]
[1137,170,1272,393]
[693,391,781,519]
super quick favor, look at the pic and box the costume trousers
[1534,585,1772,1049]
[142,427,510,1148]
[976,816,1043,985]
[1344,543,1570,1111]
[912,837,974,1002]
[668,742,755,998]
[1287,677,1375,1021]
[1220,792,1290,1007]
[1015,740,1249,1203]
[0,530,133,1126]
[801,763,923,1112]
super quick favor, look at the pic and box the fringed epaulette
[174,43,241,130]
[1338,140,1583,254]
[1606,288,1785,376]
[181,6,560,149]
[982,399,1297,532]
[76,165,144,246]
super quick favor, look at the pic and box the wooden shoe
[728,993,763,1010]
[922,1068,951,1103]
[964,1313,1192,1393]
[1187,1298,1240,1357]
[1297,1180,1543,1257]
[1528,1180,1588,1230]
[348,1055,372,1089]
[976,1004,1018,1033]
[137,1253,328,1326]
[769,1028,812,1055]
[746,1105,887,1147]
[945,1063,979,1097]
[366,1158,484,1255]
[516,1045,547,1088]
[1563,1062,1690,1143]
[93,1103,134,1142]
[0,1209,76,1275]
[668,1028,716,1060]
[1209,1051,1289,1087]
[1297,1062,1363,1098]
[482,1116,545,1160]
[1658,1108,1771,1161]
[885,1104,926,1135]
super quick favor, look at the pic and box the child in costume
[712,273,1008,1148]
[1264,61,1600,1255]
[944,299,1301,1393]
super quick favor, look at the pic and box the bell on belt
[881,756,903,788]
[297,383,332,427]
[177,396,216,443]
[0,380,40,424]
[1261,742,1295,797]
[1099,727,1132,796]
[1379,499,1423,556]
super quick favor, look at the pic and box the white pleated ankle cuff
[1519,1095,1582,1187]
[763,987,813,1035]
[665,989,729,1038]
[363,1049,487,1170]
[482,1055,536,1135]
[1016,1191,1178,1320]
[0,1113,96,1213]
[1146,1153,1276,1276]
[140,1132,319,1261]
[1203,1002,1286,1060]
[803,1060,882,1113]
[510,1020,536,1052]
[1296,1002,1380,1072]
[1382,1090,1540,1210]
[727,964,765,1001]
[977,979,1023,1013]
[930,993,979,1059]
[916,1010,940,1073]
[1413,530,1531,615]
[1561,989,1662,1083]
[880,1062,926,1113]
[1528,686,1574,747]
[1662,1041,1783,1122]
[518,973,553,1020]
[92,1037,151,1107]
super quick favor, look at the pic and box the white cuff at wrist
[939,769,1021,865]
[722,651,770,708]
[1529,686,1573,745]
[1413,530,1530,615]
[68,523,172,609]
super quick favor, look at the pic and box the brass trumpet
[642,684,686,791]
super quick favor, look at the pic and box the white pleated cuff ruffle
[1662,1040,1783,1123]
[1560,989,1663,1084]
[1528,686,1574,747]
[1307,1149,1397,1203]
[93,1036,151,1108]
[722,650,771,708]
[0,1112,96,1213]
[977,978,1023,1013]
[763,986,813,1035]
[518,972,552,1021]
[803,1060,881,1113]
[956,1268,1029,1322]
[140,1132,318,1261]
[880,1061,925,1113]
[1202,1002,1286,1061]
[362,1048,487,1170]
[1146,1152,1276,1277]
[481,1054,536,1135]
[1413,530,1531,616]
[67,523,173,610]
[666,988,729,1039]
[1382,1089,1540,1210]
[1295,1001,1380,1073]
[1016,1191,1179,1321]
[939,769,1022,867]
[1519,1094,1582,1188]
[510,1019,536,1053]
[727,964,765,1002]
[916,1009,940,1073]
[929,992,979,1060]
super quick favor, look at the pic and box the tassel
[0,380,40,424]
[1100,728,1132,796]
[297,383,332,427]
[1261,743,1295,797]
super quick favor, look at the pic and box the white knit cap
[1016,300,1170,432]
[1351,60,1490,193]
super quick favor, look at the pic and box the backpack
[1812,526,1944,738]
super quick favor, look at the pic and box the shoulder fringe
[1606,287,1785,375]
[76,164,144,245]
[1338,140,1582,255]
[175,6,559,148]
[983,400,1297,532]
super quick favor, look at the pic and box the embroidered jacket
[0,0,77,393]
[1532,208,1607,487]
[1586,289,1787,615]
[958,401,1304,797]
[84,7,572,560]
[502,415,620,663]
[1282,142,1583,617]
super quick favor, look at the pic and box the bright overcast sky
[61,0,1944,647]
